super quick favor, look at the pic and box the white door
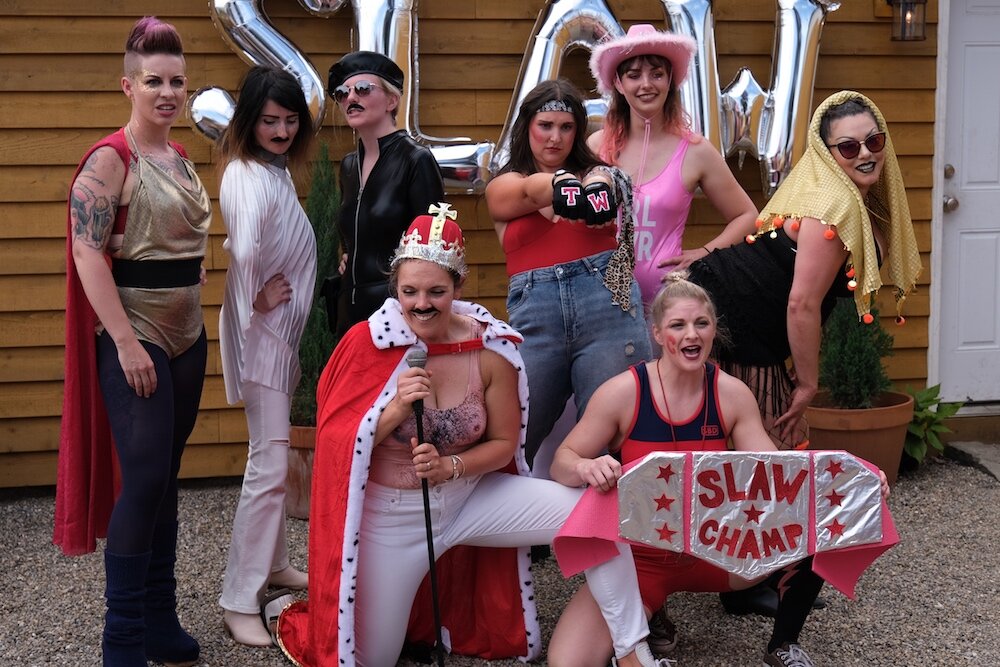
[938,0,1000,403]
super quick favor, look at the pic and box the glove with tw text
[551,170,585,220]
[581,181,617,226]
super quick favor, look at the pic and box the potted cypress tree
[805,297,914,486]
[286,143,340,518]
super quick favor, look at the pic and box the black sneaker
[647,606,678,655]
[763,642,815,667]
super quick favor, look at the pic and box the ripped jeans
[507,249,651,469]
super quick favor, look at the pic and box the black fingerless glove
[552,169,585,220]
[582,181,617,226]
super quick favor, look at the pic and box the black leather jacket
[336,130,444,337]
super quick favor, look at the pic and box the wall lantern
[887,0,927,41]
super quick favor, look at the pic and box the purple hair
[125,16,183,56]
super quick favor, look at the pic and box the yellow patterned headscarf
[755,90,921,320]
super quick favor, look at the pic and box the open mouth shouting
[680,343,703,361]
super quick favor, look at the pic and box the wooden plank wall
[0,0,938,486]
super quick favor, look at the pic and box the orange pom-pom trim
[847,279,857,291]
[755,218,764,230]
[790,219,800,232]
[895,316,906,326]
[862,313,875,325]
[823,228,836,240]
[745,234,756,244]
[846,267,856,279]
[773,216,785,228]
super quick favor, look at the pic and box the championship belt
[555,451,898,598]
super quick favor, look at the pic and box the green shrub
[290,143,339,426]
[904,384,963,463]
[817,298,894,409]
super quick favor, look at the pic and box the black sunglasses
[826,132,886,160]
[332,80,382,103]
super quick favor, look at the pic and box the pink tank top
[632,138,693,307]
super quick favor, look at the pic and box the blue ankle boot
[103,550,151,667]
[144,522,199,666]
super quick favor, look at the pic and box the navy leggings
[97,329,207,555]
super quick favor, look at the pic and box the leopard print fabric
[600,166,636,312]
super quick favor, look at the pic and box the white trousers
[219,381,292,613]
[355,473,647,666]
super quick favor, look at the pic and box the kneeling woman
[277,206,660,667]
[549,274,889,667]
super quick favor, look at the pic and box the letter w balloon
[666,0,841,195]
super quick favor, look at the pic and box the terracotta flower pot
[805,391,914,486]
[286,425,316,520]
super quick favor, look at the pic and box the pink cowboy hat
[589,24,697,97]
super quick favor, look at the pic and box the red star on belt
[656,464,676,484]
[654,494,675,511]
[656,523,677,543]
[743,504,764,524]
[825,459,845,478]
[825,489,845,506]
[826,519,846,537]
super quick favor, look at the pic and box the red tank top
[619,362,729,464]
[502,211,617,276]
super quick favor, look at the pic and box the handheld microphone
[403,346,444,667]
[405,349,428,418]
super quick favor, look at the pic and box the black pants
[97,329,207,555]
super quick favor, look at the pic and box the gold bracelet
[451,454,466,480]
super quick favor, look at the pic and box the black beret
[328,51,404,96]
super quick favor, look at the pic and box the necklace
[655,356,710,448]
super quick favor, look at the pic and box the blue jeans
[507,249,651,468]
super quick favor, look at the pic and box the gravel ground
[3,457,998,666]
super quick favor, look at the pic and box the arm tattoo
[71,156,120,251]
[71,182,119,250]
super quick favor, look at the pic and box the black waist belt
[112,257,202,288]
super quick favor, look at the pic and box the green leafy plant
[903,384,963,463]
[290,143,339,426]
[817,297,894,409]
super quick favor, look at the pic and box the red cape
[278,302,539,666]
[53,129,187,556]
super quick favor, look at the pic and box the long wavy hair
[598,54,691,163]
[218,66,314,179]
[499,78,605,176]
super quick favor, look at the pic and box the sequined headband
[391,203,468,276]
[537,99,573,114]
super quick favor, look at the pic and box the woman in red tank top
[485,79,652,474]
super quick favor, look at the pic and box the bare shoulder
[684,134,725,166]
[591,364,640,406]
[587,129,604,153]
[77,146,127,187]
[480,348,517,383]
